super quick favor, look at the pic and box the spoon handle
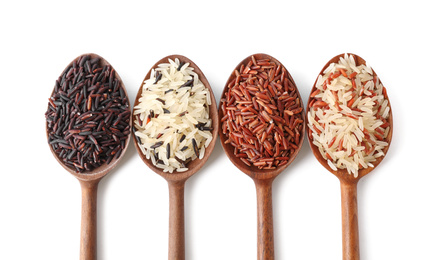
[79,180,99,260]
[340,181,360,260]
[168,180,186,260]
[254,179,275,260]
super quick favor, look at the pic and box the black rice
[166,143,170,159]
[45,55,130,173]
[177,61,185,71]
[192,138,199,158]
[154,71,162,84]
[180,77,194,88]
[151,141,164,149]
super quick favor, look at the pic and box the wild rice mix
[308,53,391,177]
[133,58,213,173]
[46,55,131,173]
[220,55,304,169]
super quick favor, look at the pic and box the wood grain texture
[168,181,186,260]
[79,180,99,260]
[340,180,359,260]
[132,54,219,260]
[254,179,275,260]
[218,53,305,260]
[306,53,393,260]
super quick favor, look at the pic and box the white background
[1,1,437,259]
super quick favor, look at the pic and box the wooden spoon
[218,53,305,260]
[46,53,131,260]
[306,53,393,260]
[132,54,219,260]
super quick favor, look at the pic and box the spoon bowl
[306,53,393,259]
[46,53,131,260]
[219,54,305,179]
[308,53,393,183]
[219,53,305,260]
[132,54,218,260]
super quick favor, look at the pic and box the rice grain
[133,58,213,173]
[307,53,391,177]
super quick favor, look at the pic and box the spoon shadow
[184,138,222,259]
[96,137,137,258]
